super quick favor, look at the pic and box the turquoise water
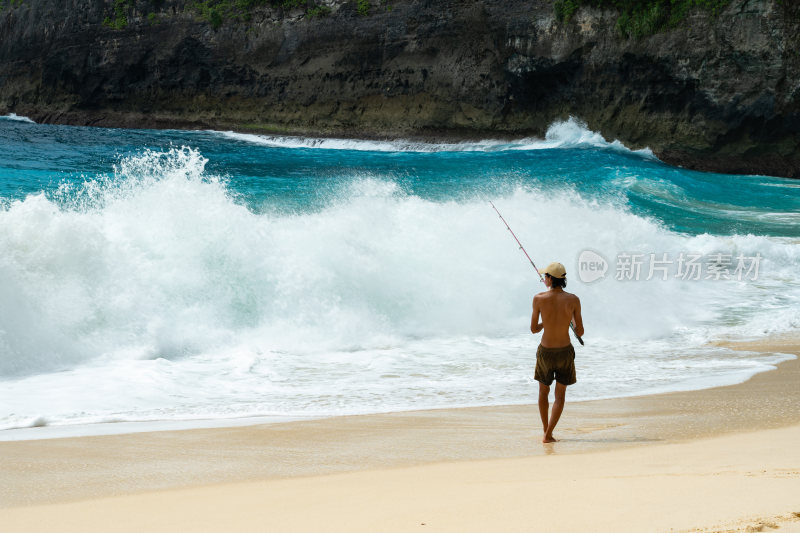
[0,115,797,437]
[3,118,796,236]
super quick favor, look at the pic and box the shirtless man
[530,262,584,443]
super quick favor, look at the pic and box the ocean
[1,114,797,439]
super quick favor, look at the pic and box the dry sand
[2,334,799,532]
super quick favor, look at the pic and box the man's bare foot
[542,435,558,443]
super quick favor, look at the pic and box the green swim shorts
[534,344,577,386]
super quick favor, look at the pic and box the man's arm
[530,295,543,334]
[572,296,584,338]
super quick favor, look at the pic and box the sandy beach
[2,334,799,532]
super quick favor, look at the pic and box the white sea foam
[213,117,655,157]
[0,146,796,435]
[0,113,36,124]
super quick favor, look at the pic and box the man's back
[532,289,582,348]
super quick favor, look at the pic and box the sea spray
[218,117,655,157]
[0,113,36,124]
[0,122,797,435]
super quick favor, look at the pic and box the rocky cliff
[1,0,798,177]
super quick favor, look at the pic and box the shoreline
[4,113,619,154]
[4,112,797,179]
[2,334,799,532]
[1,346,791,443]
[3,111,537,146]
[2,334,798,512]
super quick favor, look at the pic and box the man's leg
[543,382,567,443]
[537,382,550,436]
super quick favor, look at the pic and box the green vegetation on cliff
[190,0,290,27]
[190,0,310,28]
[0,0,26,10]
[98,0,331,31]
[307,4,332,16]
[103,0,134,29]
[554,0,732,38]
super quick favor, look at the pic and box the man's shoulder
[565,290,580,300]
[557,290,580,303]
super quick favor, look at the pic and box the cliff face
[1,0,798,177]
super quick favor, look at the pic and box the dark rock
[0,0,798,177]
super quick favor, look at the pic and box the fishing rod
[489,201,584,346]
